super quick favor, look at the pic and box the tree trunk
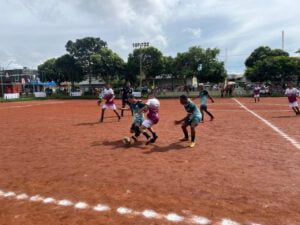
[171,75,174,91]
[71,81,75,92]
[88,73,92,93]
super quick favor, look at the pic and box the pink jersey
[285,88,299,103]
[253,87,260,95]
[101,88,115,105]
[146,98,160,123]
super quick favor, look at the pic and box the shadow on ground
[76,119,120,126]
[143,142,188,154]
[91,139,188,152]
[92,139,147,150]
[272,115,298,119]
[76,122,100,126]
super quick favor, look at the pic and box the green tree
[245,46,300,84]
[173,51,195,82]
[127,47,164,86]
[124,61,138,84]
[162,56,175,75]
[55,54,84,90]
[173,46,226,84]
[38,58,61,82]
[245,46,288,68]
[245,56,300,84]
[90,48,125,84]
[65,37,107,91]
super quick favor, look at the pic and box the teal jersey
[184,100,202,118]
[130,100,145,122]
[199,90,209,106]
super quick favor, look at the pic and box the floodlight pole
[0,69,3,98]
[282,30,285,51]
[132,42,149,88]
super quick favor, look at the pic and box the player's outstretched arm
[208,94,214,103]
[138,105,148,114]
[174,114,190,125]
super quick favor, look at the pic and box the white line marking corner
[233,98,300,150]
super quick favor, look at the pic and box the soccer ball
[122,136,131,145]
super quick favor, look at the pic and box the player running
[253,84,261,103]
[175,95,202,148]
[285,83,300,115]
[138,94,160,145]
[120,94,147,144]
[97,84,121,123]
[197,85,214,122]
[120,81,133,117]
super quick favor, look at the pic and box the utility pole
[132,42,149,88]
[0,68,3,98]
[282,30,285,51]
[224,48,228,68]
[1,61,13,98]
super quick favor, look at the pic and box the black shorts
[122,99,130,107]
[200,105,207,111]
[131,123,141,133]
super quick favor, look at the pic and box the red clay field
[0,97,299,225]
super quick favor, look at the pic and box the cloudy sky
[0,0,299,73]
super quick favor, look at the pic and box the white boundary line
[0,101,65,110]
[0,189,261,225]
[233,98,300,150]
[208,109,290,112]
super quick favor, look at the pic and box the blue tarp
[44,81,56,86]
[28,81,56,86]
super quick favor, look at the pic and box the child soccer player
[175,95,202,148]
[139,94,160,145]
[120,94,147,144]
[197,85,214,122]
[98,84,121,123]
[121,81,133,117]
[285,83,300,115]
[253,84,261,103]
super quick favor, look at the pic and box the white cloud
[113,36,130,51]
[0,0,299,73]
[152,34,168,48]
[183,28,202,39]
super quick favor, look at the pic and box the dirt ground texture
[0,97,299,225]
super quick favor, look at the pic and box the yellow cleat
[189,142,196,148]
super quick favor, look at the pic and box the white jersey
[253,87,261,95]
[146,98,160,122]
[99,88,114,100]
[146,98,160,111]
[285,87,299,96]
[285,88,299,103]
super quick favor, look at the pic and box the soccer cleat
[145,137,152,145]
[150,135,158,143]
[189,142,196,148]
[130,137,139,145]
[180,137,189,142]
[131,136,138,144]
